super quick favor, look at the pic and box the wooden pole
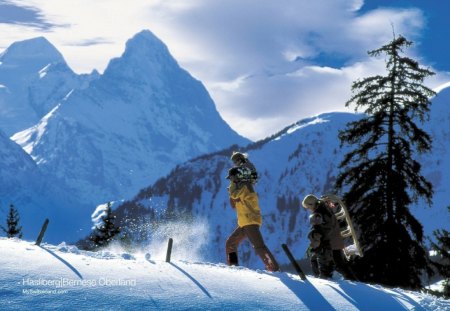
[282,243,307,280]
[35,218,50,246]
[166,238,173,263]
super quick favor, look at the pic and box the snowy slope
[0,238,447,310]
[0,37,97,136]
[12,30,249,206]
[114,86,450,270]
[0,128,95,243]
[0,130,43,228]
[412,86,450,232]
[0,129,39,199]
[0,129,51,237]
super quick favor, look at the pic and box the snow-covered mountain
[0,129,40,205]
[0,37,98,136]
[0,129,84,242]
[12,30,249,206]
[1,238,448,310]
[113,86,450,270]
[414,86,450,232]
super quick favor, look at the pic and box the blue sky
[361,0,450,71]
[1,0,449,140]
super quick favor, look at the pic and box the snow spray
[142,219,210,262]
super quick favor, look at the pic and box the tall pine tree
[90,202,120,249]
[335,34,435,289]
[1,204,23,239]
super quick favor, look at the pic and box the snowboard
[320,194,363,260]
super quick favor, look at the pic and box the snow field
[0,238,448,310]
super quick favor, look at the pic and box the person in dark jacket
[303,194,349,279]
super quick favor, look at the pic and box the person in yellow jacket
[225,166,279,272]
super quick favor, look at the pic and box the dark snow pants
[226,224,279,272]
[311,249,356,280]
[333,250,357,280]
[310,246,334,279]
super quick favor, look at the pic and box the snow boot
[256,247,280,272]
[227,252,239,266]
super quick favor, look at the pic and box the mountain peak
[102,29,178,79]
[130,29,163,43]
[125,29,169,56]
[0,36,65,69]
[14,29,249,207]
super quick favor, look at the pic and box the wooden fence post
[35,218,50,246]
[166,238,173,263]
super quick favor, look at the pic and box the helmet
[309,213,323,226]
[302,194,318,210]
[231,151,247,164]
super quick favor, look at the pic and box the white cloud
[1,0,449,140]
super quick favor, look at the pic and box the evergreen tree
[429,207,450,298]
[1,204,23,239]
[90,202,120,249]
[335,34,435,289]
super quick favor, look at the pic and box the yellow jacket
[228,182,262,227]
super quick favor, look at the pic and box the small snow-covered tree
[90,202,120,249]
[1,204,23,239]
[429,207,450,298]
